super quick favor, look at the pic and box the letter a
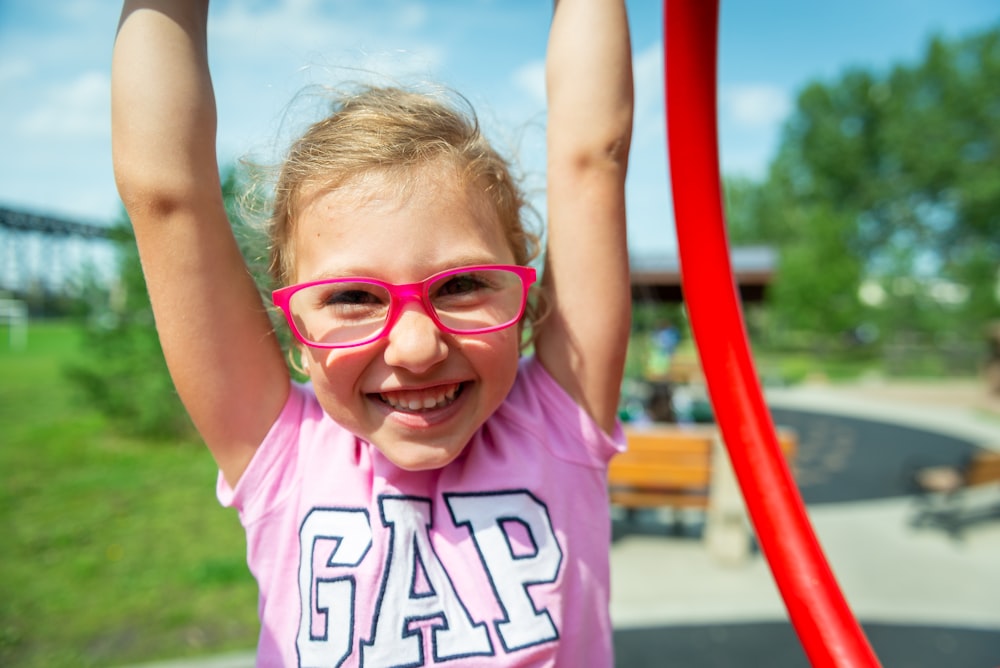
[362,496,492,665]
[446,491,562,652]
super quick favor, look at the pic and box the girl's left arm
[535,0,634,433]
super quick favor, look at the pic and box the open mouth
[376,382,464,413]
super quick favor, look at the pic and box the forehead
[290,165,514,281]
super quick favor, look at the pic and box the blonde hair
[268,86,541,291]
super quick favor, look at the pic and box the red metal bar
[662,1,882,665]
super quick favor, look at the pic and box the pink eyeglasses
[272,264,537,349]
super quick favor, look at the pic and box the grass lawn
[0,321,258,667]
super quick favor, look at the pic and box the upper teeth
[381,385,459,411]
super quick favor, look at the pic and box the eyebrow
[302,255,515,283]
[303,253,517,281]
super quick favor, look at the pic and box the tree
[68,217,193,439]
[70,166,271,439]
[726,23,1000,345]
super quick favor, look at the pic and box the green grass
[0,322,258,667]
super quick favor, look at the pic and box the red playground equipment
[663,1,883,666]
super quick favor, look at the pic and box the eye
[435,273,489,297]
[322,287,384,306]
[306,282,390,319]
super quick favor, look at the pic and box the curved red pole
[663,2,882,666]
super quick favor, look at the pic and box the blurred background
[2,1,999,666]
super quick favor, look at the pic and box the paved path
[126,379,1000,667]
[609,379,1000,667]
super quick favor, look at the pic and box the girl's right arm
[112,0,290,487]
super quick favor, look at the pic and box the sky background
[1,0,998,257]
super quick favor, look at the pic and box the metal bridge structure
[0,205,119,294]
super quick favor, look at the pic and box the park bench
[609,423,798,564]
[910,449,1000,538]
[609,424,798,514]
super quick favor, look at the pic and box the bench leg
[910,492,967,539]
[706,437,751,565]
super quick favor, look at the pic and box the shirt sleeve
[503,356,626,468]
[216,381,310,523]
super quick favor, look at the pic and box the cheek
[304,349,374,432]
[306,348,369,396]
[465,331,521,385]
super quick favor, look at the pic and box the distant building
[630,245,777,303]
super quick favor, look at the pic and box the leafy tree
[68,219,192,439]
[726,23,1000,345]
[69,166,271,439]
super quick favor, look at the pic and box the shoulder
[217,381,355,515]
[491,357,625,467]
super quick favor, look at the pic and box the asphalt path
[609,403,1000,668]
[613,621,1000,668]
[770,407,980,505]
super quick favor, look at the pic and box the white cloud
[720,83,791,128]
[0,59,33,86]
[59,0,111,22]
[509,40,665,141]
[511,60,545,105]
[208,0,442,76]
[209,2,348,56]
[715,84,791,176]
[633,41,665,144]
[19,71,110,138]
[393,2,430,32]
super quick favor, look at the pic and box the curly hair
[268,86,541,286]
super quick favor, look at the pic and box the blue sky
[1,0,998,255]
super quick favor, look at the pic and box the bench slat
[609,462,711,489]
[609,490,710,509]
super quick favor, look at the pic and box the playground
[4,1,999,665]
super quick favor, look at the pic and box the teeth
[380,384,460,412]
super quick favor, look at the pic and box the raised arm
[536,0,634,433]
[112,0,289,486]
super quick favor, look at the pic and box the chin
[380,439,469,472]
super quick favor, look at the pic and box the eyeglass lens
[286,268,526,346]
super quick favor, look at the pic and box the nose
[382,303,448,373]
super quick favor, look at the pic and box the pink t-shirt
[218,357,624,667]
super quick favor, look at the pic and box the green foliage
[68,165,274,440]
[67,219,195,439]
[624,302,689,379]
[725,22,1000,348]
[0,321,258,666]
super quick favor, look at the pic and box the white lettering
[446,491,562,651]
[361,496,492,665]
[297,508,373,668]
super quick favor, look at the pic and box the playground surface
[126,378,1000,668]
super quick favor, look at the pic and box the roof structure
[0,205,112,239]
[630,245,777,303]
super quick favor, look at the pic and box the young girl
[112,1,633,665]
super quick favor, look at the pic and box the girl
[112,1,633,665]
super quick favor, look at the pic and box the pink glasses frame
[272,264,537,349]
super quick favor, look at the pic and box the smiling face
[290,164,522,470]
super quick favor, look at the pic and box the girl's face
[290,167,522,471]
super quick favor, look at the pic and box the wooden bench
[609,424,798,563]
[609,425,716,511]
[609,424,798,514]
[910,450,1000,537]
